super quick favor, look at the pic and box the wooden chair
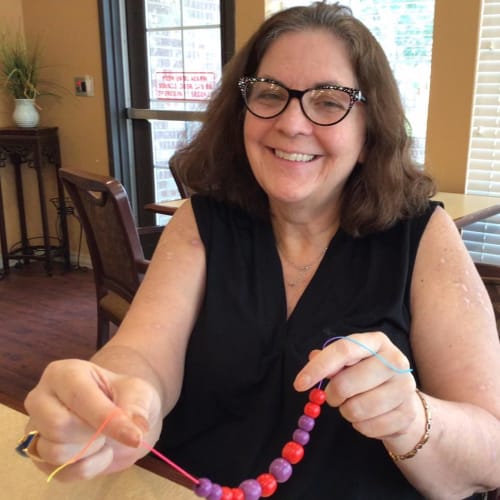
[59,168,162,348]
[169,154,192,199]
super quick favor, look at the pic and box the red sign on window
[154,72,216,100]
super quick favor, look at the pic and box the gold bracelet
[388,389,432,462]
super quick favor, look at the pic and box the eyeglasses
[238,76,366,126]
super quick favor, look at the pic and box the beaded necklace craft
[47,336,412,499]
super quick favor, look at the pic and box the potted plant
[0,29,56,127]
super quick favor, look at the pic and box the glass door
[135,0,223,215]
[99,0,233,231]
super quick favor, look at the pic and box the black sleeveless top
[157,195,439,499]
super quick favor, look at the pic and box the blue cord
[321,335,413,376]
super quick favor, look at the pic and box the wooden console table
[0,127,70,275]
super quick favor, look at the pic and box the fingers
[326,351,413,407]
[294,332,418,441]
[338,375,417,436]
[23,358,163,482]
[26,360,148,449]
[32,444,115,482]
[35,432,107,466]
[111,375,162,436]
[50,362,144,447]
[294,332,409,392]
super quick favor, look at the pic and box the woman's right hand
[23,358,163,481]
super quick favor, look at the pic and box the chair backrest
[169,154,192,199]
[59,168,146,304]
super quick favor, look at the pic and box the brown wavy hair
[173,1,435,236]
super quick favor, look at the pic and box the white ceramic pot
[13,99,40,128]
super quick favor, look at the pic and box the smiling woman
[267,0,435,165]
[241,29,367,223]
[21,3,500,500]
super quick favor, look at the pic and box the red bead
[231,488,245,500]
[309,388,326,405]
[304,402,321,418]
[221,486,233,500]
[282,441,304,464]
[257,473,278,497]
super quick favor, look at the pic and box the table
[0,127,70,275]
[145,192,500,229]
[145,198,186,216]
[1,403,197,499]
[432,191,500,228]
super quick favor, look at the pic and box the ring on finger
[16,430,45,462]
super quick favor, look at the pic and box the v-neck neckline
[271,228,346,323]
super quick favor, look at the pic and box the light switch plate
[74,75,94,96]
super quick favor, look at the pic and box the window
[145,0,223,206]
[99,0,234,235]
[265,0,435,165]
[463,0,500,265]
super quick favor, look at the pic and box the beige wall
[0,0,108,259]
[0,0,24,248]
[0,0,24,129]
[425,0,481,192]
[23,0,108,176]
[0,0,485,265]
[235,0,265,50]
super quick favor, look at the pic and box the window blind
[463,0,500,265]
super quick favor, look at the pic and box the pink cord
[47,408,199,486]
[140,441,199,485]
[47,407,123,482]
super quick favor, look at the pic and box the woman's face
[243,29,366,211]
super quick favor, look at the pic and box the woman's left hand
[294,332,420,441]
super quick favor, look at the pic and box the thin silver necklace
[278,245,328,287]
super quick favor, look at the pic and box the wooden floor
[0,262,97,413]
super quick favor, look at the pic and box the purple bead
[207,484,223,500]
[298,414,315,432]
[239,479,262,500]
[269,457,293,483]
[194,478,213,497]
[293,428,310,446]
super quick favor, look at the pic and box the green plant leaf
[0,29,57,100]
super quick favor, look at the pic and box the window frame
[463,0,500,265]
[98,0,234,226]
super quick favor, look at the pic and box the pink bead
[304,402,321,418]
[269,457,292,483]
[282,441,304,464]
[239,479,262,500]
[292,428,310,445]
[194,478,213,497]
[298,414,315,431]
[207,483,223,500]
[309,388,326,405]
[257,473,278,497]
